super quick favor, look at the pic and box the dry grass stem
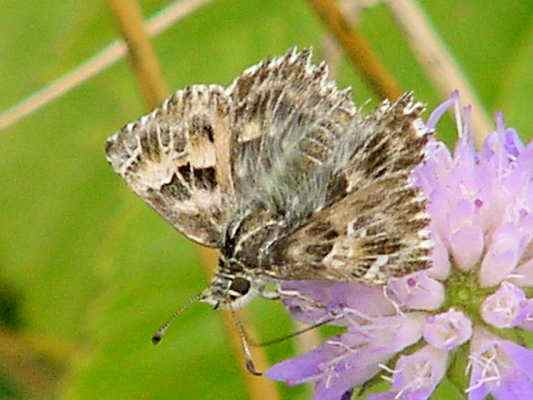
[199,249,280,400]
[308,0,402,100]
[387,0,493,146]
[0,0,210,132]
[107,0,169,108]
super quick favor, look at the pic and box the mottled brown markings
[172,129,187,153]
[306,243,333,258]
[160,173,190,201]
[324,175,348,205]
[407,218,430,232]
[190,115,215,142]
[146,189,165,210]
[177,163,192,185]
[159,125,170,147]
[365,225,381,237]
[106,49,432,299]
[204,123,215,142]
[148,127,161,160]
[271,89,289,121]
[306,221,331,235]
[361,236,402,254]
[300,139,329,163]
[323,230,339,241]
[192,166,217,191]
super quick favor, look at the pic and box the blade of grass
[0,0,211,132]
[386,0,493,146]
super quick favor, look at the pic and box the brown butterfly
[105,48,432,345]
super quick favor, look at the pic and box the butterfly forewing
[105,85,235,247]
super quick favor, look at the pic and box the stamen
[383,285,404,316]
[465,348,504,394]
[453,93,464,139]
[319,341,369,378]
[326,340,362,355]
[277,288,326,310]
[393,361,432,399]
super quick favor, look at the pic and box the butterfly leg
[257,283,281,300]
[276,287,330,311]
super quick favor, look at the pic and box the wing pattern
[106,48,433,285]
[106,85,233,246]
[268,94,433,284]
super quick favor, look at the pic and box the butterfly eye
[229,277,251,297]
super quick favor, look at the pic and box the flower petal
[509,258,533,287]
[313,362,382,400]
[423,309,472,350]
[413,140,453,197]
[266,341,334,385]
[372,346,448,400]
[367,392,396,400]
[515,299,533,331]
[491,375,533,400]
[427,232,451,280]
[426,90,459,131]
[499,340,533,382]
[479,224,522,287]
[386,272,445,311]
[449,224,484,271]
[481,282,526,328]
[468,329,533,399]
[267,313,424,398]
[280,281,395,325]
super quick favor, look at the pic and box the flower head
[266,92,533,399]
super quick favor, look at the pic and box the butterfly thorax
[199,211,289,309]
[222,208,291,267]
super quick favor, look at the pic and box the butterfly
[105,48,433,322]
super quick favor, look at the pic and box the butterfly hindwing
[105,85,234,247]
[268,94,433,284]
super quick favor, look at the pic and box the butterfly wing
[105,85,234,247]
[222,48,364,265]
[268,94,433,284]
[105,48,432,284]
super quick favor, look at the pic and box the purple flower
[422,309,472,350]
[480,282,526,328]
[467,329,533,399]
[369,345,448,400]
[266,92,533,399]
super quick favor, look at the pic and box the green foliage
[1,1,531,399]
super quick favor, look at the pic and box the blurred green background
[0,1,531,399]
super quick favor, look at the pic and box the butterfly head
[200,261,257,310]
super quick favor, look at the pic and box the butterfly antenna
[151,292,203,345]
[230,307,262,376]
[254,316,336,347]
